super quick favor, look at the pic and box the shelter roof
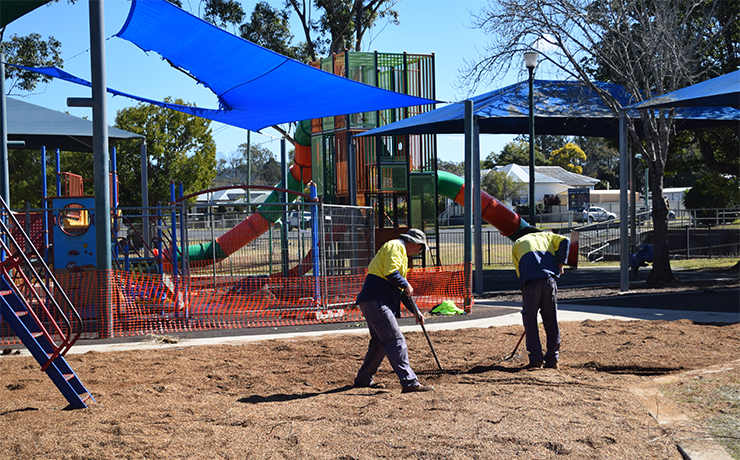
[0,1,51,28]
[356,79,740,138]
[5,97,144,152]
[629,70,739,109]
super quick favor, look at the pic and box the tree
[683,173,740,221]
[480,169,527,204]
[437,160,464,177]
[1,33,62,94]
[113,99,217,208]
[464,0,735,287]
[531,134,569,160]
[575,136,619,189]
[239,1,310,62]
[215,143,283,187]
[284,0,401,60]
[486,139,547,167]
[550,142,586,174]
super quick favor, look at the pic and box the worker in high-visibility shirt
[353,229,434,393]
[511,226,570,370]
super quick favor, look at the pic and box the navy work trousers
[521,277,561,365]
[354,300,418,388]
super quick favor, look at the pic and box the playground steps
[0,195,94,410]
[129,258,160,274]
[0,280,94,409]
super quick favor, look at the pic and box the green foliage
[486,139,547,167]
[480,169,526,203]
[113,99,217,207]
[284,0,400,59]
[1,33,62,94]
[550,142,586,174]
[437,160,464,177]
[202,0,245,28]
[575,136,620,189]
[216,143,283,187]
[515,200,545,217]
[240,2,309,62]
[7,148,46,208]
[683,174,740,210]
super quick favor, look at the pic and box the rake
[401,294,442,371]
[502,330,526,362]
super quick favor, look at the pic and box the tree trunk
[645,160,679,287]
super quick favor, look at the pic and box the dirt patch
[1,311,739,459]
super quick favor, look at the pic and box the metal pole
[41,147,49,263]
[89,0,111,272]
[55,149,62,197]
[246,130,251,186]
[619,113,629,292]
[141,140,150,257]
[0,52,9,209]
[280,138,289,277]
[528,66,536,226]
[463,100,474,308]
[473,123,483,295]
[310,183,321,305]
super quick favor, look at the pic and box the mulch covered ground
[1,304,738,459]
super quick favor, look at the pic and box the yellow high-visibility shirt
[367,239,408,281]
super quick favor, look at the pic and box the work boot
[544,361,559,370]
[401,383,434,393]
[522,360,543,370]
[353,380,386,389]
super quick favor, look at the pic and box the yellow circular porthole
[58,203,91,236]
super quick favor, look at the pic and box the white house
[491,164,599,205]
[439,164,599,220]
[193,188,270,214]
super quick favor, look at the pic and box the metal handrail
[0,195,83,367]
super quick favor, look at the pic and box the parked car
[286,211,311,230]
[637,207,676,223]
[286,210,330,230]
[438,214,465,226]
[575,206,617,224]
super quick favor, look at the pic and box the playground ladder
[0,198,94,409]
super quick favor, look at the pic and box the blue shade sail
[629,71,740,109]
[357,79,740,138]
[111,0,436,131]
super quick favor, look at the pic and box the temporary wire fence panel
[0,264,470,344]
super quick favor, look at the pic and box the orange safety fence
[0,264,469,345]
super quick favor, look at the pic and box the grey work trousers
[354,300,418,388]
[521,276,561,365]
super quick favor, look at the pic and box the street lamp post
[524,51,538,226]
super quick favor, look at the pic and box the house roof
[494,164,562,184]
[534,166,599,187]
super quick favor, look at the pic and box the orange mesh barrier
[0,265,469,345]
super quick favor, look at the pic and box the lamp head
[524,51,538,69]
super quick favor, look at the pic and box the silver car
[577,206,617,224]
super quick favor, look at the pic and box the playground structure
[1,49,580,344]
[0,50,576,408]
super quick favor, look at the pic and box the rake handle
[401,293,443,371]
[505,330,526,360]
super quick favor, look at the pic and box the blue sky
[4,0,524,164]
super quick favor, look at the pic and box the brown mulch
[0,280,738,459]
